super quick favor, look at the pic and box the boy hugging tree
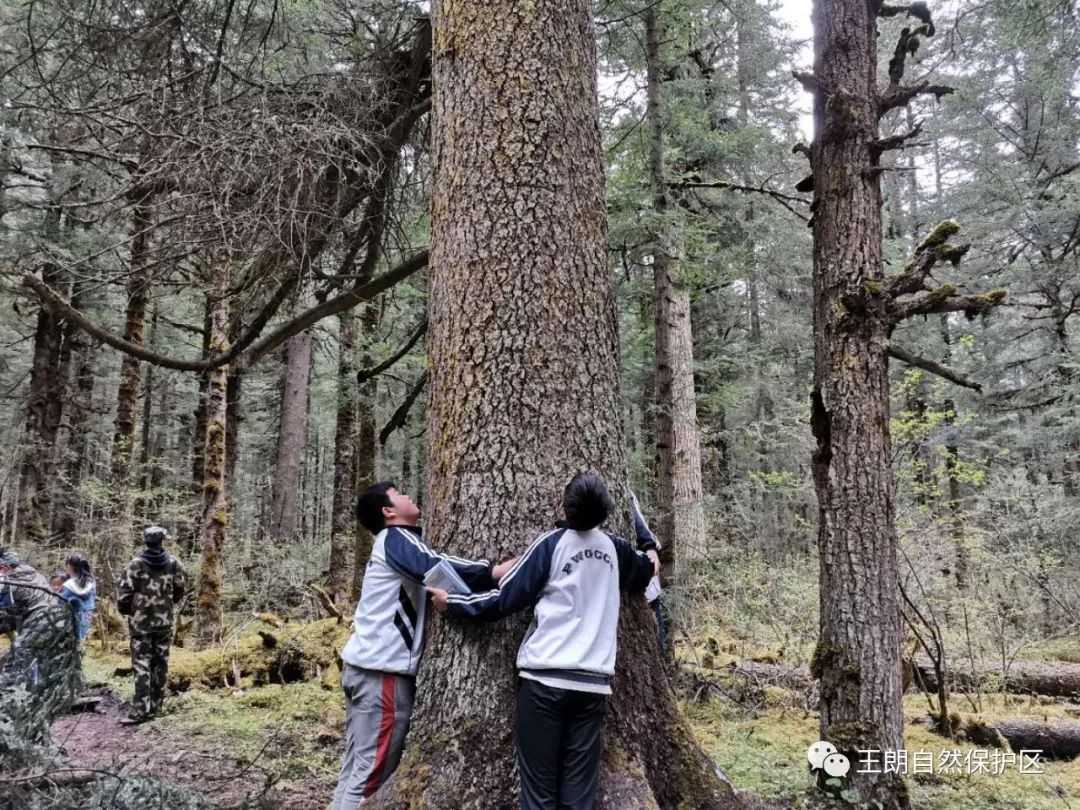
[333,482,515,810]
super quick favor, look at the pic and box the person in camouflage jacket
[0,551,80,709]
[116,526,187,724]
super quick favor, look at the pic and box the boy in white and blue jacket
[429,473,660,810]
[333,481,514,810]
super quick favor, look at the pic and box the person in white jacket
[334,481,515,809]
[429,473,660,810]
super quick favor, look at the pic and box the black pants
[516,677,607,810]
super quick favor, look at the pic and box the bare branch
[669,179,810,206]
[871,120,923,155]
[379,369,428,445]
[356,319,427,384]
[887,344,982,391]
[242,250,429,367]
[880,81,953,115]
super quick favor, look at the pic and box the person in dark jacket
[428,473,660,810]
[116,526,188,724]
[0,552,79,704]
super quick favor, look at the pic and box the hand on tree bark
[426,587,449,612]
[647,550,661,576]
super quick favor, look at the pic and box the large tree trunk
[328,312,357,602]
[806,1,908,807]
[645,5,706,574]
[17,259,67,546]
[195,268,230,643]
[370,4,735,808]
[268,323,313,543]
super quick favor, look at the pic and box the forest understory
[5,605,1079,810]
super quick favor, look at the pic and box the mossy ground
[16,618,1078,808]
[685,694,1080,810]
[78,618,348,797]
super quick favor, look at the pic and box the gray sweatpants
[332,664,415,809]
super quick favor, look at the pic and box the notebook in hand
[423,559,472,595]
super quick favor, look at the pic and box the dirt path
[51,689,332,809]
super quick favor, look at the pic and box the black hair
[50,570,67,584]
[65,553,94,588]
[356,481,397,534]
[562,473,614,531]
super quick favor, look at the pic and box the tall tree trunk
[806,1,909,807]
[939,318,967,587]
[268,323,313,542]
[109,203,153,507]
[54,286,97,544]
[328,312,358,602]
[17,259,67,546]
[350,302,379,601]
[225,309,245,487]
[182,301,213,555]
[135,307,159,515]
[195,267,230,642]
[371,4,734,807]
[645,4,706,575]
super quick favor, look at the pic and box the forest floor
[23,624,1080,809]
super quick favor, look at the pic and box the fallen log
[729,661,813,691]
[915,657,1080,699]
[958,714,1080,760]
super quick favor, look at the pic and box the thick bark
[914,658,1080,699]
[195,267,230,642]
[370,3,735,808]
[806,1,909,807]
[17,260,67,545]
[644,5,706,573]
[268,319,313,543]
[959,715,1080,761]
[328,312,358,602]
[351,301,379,601]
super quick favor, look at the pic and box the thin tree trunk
[268,323,312,542]
[136,307,159,513]
[806,1,909,807]
[195,266,230,643]
[645,4,706,575]
[371,4,734,806]
[109,202,153,516]
[225,309,245,487]
[180,302,212,556]
[54,287,97,544]
[939,318,967,588]
[351,303,379,601]
[328,312,357,602]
